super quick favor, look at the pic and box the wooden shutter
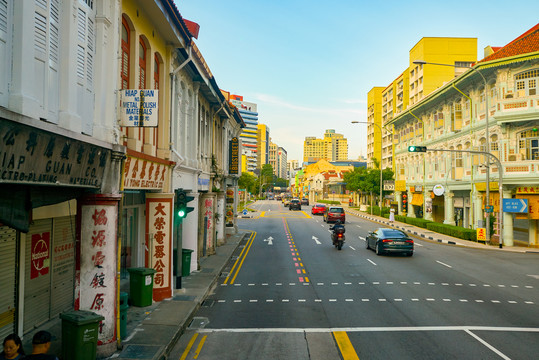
[76,2,96,135]
[0,0,11,107]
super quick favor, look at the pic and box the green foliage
[317,199,341,205]
[395,215,407,223]
[404,217,433,229]
[426,223,477,241]
[344,166,394,198]
[238,172,257,194]
[274,178,288,187]
[366,206,391,217]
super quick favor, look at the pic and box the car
[365,228,414,256]
[301,197,309,205]
[311,204,326,215]
[323,206,345,223]
[289,199,301,211]
[282,198,291,207]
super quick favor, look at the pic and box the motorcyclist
[330,220,345,244]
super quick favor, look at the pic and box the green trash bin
[127,267,156,307]
[60,310,104,360]
[181,249,194,276]
[119,292,129,338]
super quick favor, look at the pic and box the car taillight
[405,239,414,243]
[381,239,392,242]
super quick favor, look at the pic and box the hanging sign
[120,89,158,127]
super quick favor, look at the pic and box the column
[424,190,433,221]
[473,190,483,228]
[502,190,514,246]
[529,220,538,247]
[407,190,415,217]
[396,191,402,215]
[444,191,455,225]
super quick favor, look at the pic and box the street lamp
[352,120,384,212]
[413,60,498,245]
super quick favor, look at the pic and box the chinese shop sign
[229,137,239,175]
[0,121,110,187]
[123,155,169,190]
[146,194,173,301]
[79,202,118,344]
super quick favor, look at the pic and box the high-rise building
[367,37,477,170]
[303,129,348,163]
[231,94,258,173]
[276,146,287,180]
[257,123,270,170]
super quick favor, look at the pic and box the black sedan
[365,228,414,256]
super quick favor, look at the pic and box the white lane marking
[250,299,258,303]
[349,246,356,250]
[282,299,289,302]
[443,299,451,302]
[266,299,273,302]
[367,259,377,266]
[358,236,366,241]
[436,260,453,268]
[345,299,354,302]
[465,329,511,360]
[317,282,324,285]
[414,243,423,247]
[356,225,362,228]
[199,325,539,334]
[394,299,403,302]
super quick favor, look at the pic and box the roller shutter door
[24,219,53,332]
[0,226,17,340]
[51,216,75,316]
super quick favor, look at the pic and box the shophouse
[0,0,123,355]
[390,24,539,247]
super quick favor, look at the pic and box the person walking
[24,331,59,360]
[1,334,25,360]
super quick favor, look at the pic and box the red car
[311,204,326,215]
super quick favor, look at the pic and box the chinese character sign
[146,194,173,301]
[31,232,50,279]
[120,89,158,127]
[80,204,117,344]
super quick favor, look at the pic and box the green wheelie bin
[181,249,194,276]
[127,267,156,307]
[60,310,104,360]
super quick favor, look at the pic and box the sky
[175,0,538,162]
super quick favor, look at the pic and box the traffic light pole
[424,148,504,248]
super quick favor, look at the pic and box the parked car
[365,228,414,256]
[301,198,309,205]
[323,206,345,223]
[311,204,326,215]
[289,199,302,211]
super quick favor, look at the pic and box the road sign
[476,228,487,241]
[383,180,395,191]
[242,209,248,216]
[502,198,528,213]
[484,205,494,213]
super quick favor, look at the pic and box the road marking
[349,246,356,250]
[333,331,360,360]
[312,235,321,244]
[358,236,365,241]
[367,259,377,266]
[465,329,511,360]
[436,260,453,268]
[356,225,362,228]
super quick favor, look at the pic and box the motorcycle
[331,225,345,250]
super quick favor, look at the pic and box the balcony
[494,95,539,123]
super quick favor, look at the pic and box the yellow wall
[367,87,384,168]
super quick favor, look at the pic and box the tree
[238,172,257,194]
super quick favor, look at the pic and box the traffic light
[175,189,195,220]
[408,145,427,152]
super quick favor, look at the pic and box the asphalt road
[169,200,539,360]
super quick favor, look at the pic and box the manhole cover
[201,299,215,307]
[189,317,209,329]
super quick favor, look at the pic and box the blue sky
[175,0,538,162]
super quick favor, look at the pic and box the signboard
[120,89,158,127]
[395,180,406,192]
[414,185,423,193]
[0,120,109,188]
[31,232,50,279]
[484,205,494,213]
[383,180,395,191]
[502,198,528,213]
[516,195,539,219]
[229,137,239,175]
[476,228,487,241]
[433,184,445,196]
[516,186,539,194]
[123,155,168,190]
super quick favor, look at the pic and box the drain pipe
[169,45,193,163]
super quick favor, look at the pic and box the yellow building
[303,129,348,163]
[257,123,270,169]
[367,87,384,169]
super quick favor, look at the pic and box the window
[515,69,539,96]
[455,146,463,167]
[139,38,146,89]
[154,54,159,90]
[519,131,539,160]
[121,18,129,89]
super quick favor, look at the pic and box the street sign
[476,228,487,241]
[383,180,395,191]
[242,209,248,216]
[502,198,528,213]
[484,205,494,213]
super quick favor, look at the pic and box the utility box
[60,310,104,360]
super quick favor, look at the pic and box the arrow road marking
[264,236,273,245]
[312,236,321,245]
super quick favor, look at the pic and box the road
[169,200,539,359]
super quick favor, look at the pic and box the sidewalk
[344,206,539,254]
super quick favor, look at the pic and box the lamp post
[413,60,498,246]
[352,120,384,211]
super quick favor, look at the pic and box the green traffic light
[408,146,416,152]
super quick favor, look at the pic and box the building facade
[231,95,258,173]
[303,129,348,163]
[389,24,539,247]
[257,123,270,170]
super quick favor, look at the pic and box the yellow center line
[193,335,207,359]
[180,333,199,360]
[224,231,256,285]
[333,331,360,360]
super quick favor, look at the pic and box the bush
[317,199,341,205]
[395,215,407,223]
[405,217,433,229]
[366,206,391,217]
[426,222,477,241]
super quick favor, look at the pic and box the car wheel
[407,251,414,257]
[375,242,383,256]
[365,239,370,250]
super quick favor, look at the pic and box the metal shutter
[0,226,17,340]
[51,216,75,316]
[24,219,53,332]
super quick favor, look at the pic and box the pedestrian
[348,198,352,207]
[389,208,395,224]
[24,331,59,360]
[1,334,25,360]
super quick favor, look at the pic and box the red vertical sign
[31,232,50,279]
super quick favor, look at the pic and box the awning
[411,193,423,206]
